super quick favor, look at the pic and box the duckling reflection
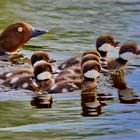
[118,87,139,104]
[31,92,53,108]
[81,90,102,117]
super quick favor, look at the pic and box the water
[0,0,140,139]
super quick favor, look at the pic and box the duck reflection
[118,87,139,104]
[81,90,102,117]
[110,69,139,104]
[31,92,53,108]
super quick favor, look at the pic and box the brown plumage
[0,22,46,54]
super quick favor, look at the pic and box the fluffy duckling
[107,41,140,69]
[81,60,102,91]
[96,34,120,58]
[49,66,81,93]
[0,22,47,55]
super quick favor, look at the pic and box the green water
[0,0,140,139]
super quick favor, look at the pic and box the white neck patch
[98,43,114,52]
[33,60,47,67]
[120,52,137,61]
[37,71,52,80]
[84,69,100,79]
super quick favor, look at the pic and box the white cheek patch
[120,52,137,61]
[22,83,29,88]
[37,71,52,80]
[6,72,13,78]
[98,43,114,52]
[33,60,47,67]
[10,77,19,84]
[84,69,100,79]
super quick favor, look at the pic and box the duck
[58,34,120,70]
[0,21,47,55]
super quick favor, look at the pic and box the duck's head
[31,51,51,67]
[81,60,102,90]
[0,22,47,54]
[81,53,100,66]
[119,41,139,61]
[96,34,120,57]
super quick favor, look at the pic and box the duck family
[0,21,140,94]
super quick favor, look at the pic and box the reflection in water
[110,69,140,104]
[97,92,114,106]
[81,90,102,117]
[31,93,53,108]
[118,88,140,104]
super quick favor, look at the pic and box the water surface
[0,0,140,139]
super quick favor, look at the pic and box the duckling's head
[31,51,51,67]
[96,34,120,57]
[119,41,139,61]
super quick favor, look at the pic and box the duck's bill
[31,27,48,38]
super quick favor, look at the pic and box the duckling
[107,41,140,69]
[31,51,56,67]
[96,34,120,58]
[49,66,81,93]
[33,61,54,92]
[50,79,81,93]
[81,60,102,91]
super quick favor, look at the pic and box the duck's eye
[18,27,23,32]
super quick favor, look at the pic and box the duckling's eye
[18,27,23,32]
